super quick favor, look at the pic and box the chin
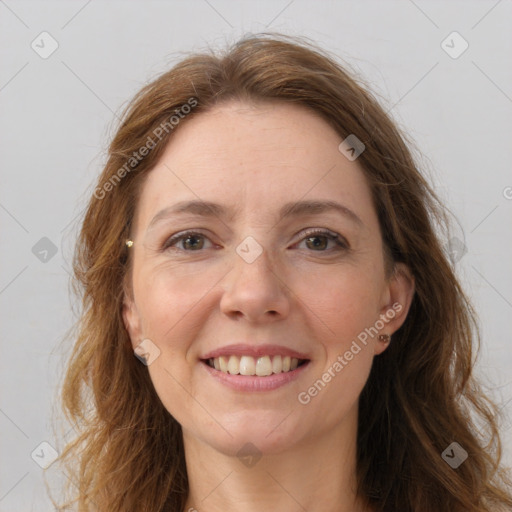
[184,408,306,459]
[208,432,300,460]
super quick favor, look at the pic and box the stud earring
[125,240,134,248]
[378,334,391,343]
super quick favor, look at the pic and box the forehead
[134,100,377,230]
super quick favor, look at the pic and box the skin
[123,100,415,512]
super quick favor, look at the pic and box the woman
[55,34,512,511]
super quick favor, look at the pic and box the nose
[219,243,291,323]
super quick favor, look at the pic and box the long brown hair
[53,33,512,511]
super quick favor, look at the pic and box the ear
[122,293,143,351]
[374,262,415,355]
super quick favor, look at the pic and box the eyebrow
[147,199,363,231]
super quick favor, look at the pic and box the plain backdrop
[1,1,511,510]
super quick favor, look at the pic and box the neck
[182,407,371,512]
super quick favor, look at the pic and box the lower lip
[200,360,310,391]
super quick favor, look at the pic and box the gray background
[1,1,511,509]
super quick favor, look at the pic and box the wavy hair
[53,33,512,511]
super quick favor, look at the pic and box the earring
[378,334,391,343]
[125,240,134,248]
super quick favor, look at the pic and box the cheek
[297,278,378,424]
[297,267,382,402]
[134,263,220,342]
[135,267,209,426]
[303,266,384,344]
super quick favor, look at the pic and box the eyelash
[162,228,349,253]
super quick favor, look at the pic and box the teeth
[227,355,240,374]
[219,356,229,372]
[239,355,255,376]
[255,355,272,376]
[272,355,282,373]
[207,354,305,376]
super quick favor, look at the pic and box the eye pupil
[184,235,203,250]
[306,236,328,250]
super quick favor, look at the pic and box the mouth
[201,355,309,376]
[199,344,311,391]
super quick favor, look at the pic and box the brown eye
[305,235,329,251]
[163,231,212,251]
[298,229,349,252]
[181,234,205,250]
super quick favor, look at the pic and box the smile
[204,355,308,376]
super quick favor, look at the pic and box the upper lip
[201,344,311,360]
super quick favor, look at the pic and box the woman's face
[123,100,414,456]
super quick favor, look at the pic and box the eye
[163,231,214,251]
[162,228,349,253]
[296,228,349,252]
